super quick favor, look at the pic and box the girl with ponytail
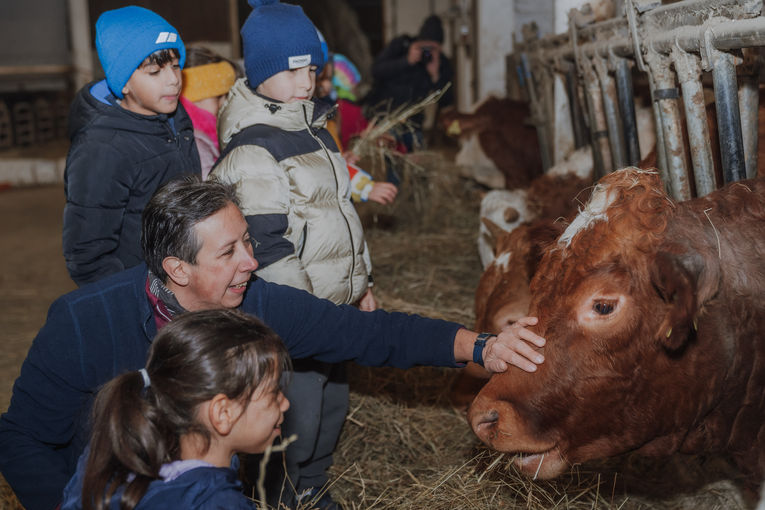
[60,309,291,510]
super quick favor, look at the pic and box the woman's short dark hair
[141,175,241,282]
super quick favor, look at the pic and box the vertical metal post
[521,53,553,172]
[646,71,670,178]
[582,57,612,178]
[645,50,691,201]
[565,61,588,149]
[614,56,641,167]
[671,46,716,197]
[541,64,558,169]
[738,48,760,180]
[594,54,628,171]
[68,0,94,91]
[711,50,747,183]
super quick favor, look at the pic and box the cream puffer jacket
[212,79,371,305]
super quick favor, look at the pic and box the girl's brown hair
[81,309,290,510]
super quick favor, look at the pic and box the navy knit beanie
[417,15,444,44]
[96,6,186,99]
[241,0,324,91]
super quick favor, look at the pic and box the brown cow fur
[469,168,765,496]
[449,220,565,413]
[449,173,592,413]
[526,173,592,220]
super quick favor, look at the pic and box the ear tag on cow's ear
[692,318,698,331]
[665,327,672,338]
[447,119,461,136]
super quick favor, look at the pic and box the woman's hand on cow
[483,317,545,373]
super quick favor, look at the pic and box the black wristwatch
[473,333,497,367]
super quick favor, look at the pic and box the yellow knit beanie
[181,61,236,102]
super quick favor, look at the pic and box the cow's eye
[593,302,614,315]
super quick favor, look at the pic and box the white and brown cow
[452,173,594,412]
[477,170,594,269]
[442,97,543,190]
[469,168,765,492]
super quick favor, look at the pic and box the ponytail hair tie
[138,368,151,389]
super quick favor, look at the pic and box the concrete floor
[0,185,74,413]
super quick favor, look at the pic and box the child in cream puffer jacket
[210,2,374,508]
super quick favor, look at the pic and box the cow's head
[469,168,725,479]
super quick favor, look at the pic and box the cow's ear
[650,250,700,350]
[481,217,508,255]
[525,222,563,278]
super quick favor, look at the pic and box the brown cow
[469,168,765,492]
[442,97,543,189]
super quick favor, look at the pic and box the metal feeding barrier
[507,0,764,200]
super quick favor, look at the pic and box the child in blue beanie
[211,2,372,509]
[63,5,201,286]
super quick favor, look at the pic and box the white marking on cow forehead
[558,183,615,248]
[492,250,513,271]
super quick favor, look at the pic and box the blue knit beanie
[96,6,186,99]
[241,0,324,91]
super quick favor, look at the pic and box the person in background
[364,14,454,152]
[60,309,291,510]
[180,46,240,179]
[317,52,398,206]
[63,6,200,286]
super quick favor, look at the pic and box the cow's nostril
[474,409,499,432]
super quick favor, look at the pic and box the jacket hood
[218,78,334,148]
[68,80,190,141]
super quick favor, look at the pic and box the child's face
[256,65,316,103]
[231,379,290,454]
[315,62,334,99]
[121,56,182,116]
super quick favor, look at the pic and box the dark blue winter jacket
[60,453,255,510]
[0,264,461,510]
[63,80,201,286]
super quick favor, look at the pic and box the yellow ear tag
[447,119,461,136]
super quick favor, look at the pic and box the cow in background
[474,103,654,268]
[450,172,591,412]
[441,97,543,190]
[443,93,656,192]
[477,150,595,268]
[448,219,564,413]
[469,168,765,496]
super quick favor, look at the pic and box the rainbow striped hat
[332,54,361,101]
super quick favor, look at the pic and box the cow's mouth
[514,446,567,479]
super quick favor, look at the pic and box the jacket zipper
[303,103,356,303]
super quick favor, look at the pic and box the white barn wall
[382,0,453,53]
[475,0,515,100]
